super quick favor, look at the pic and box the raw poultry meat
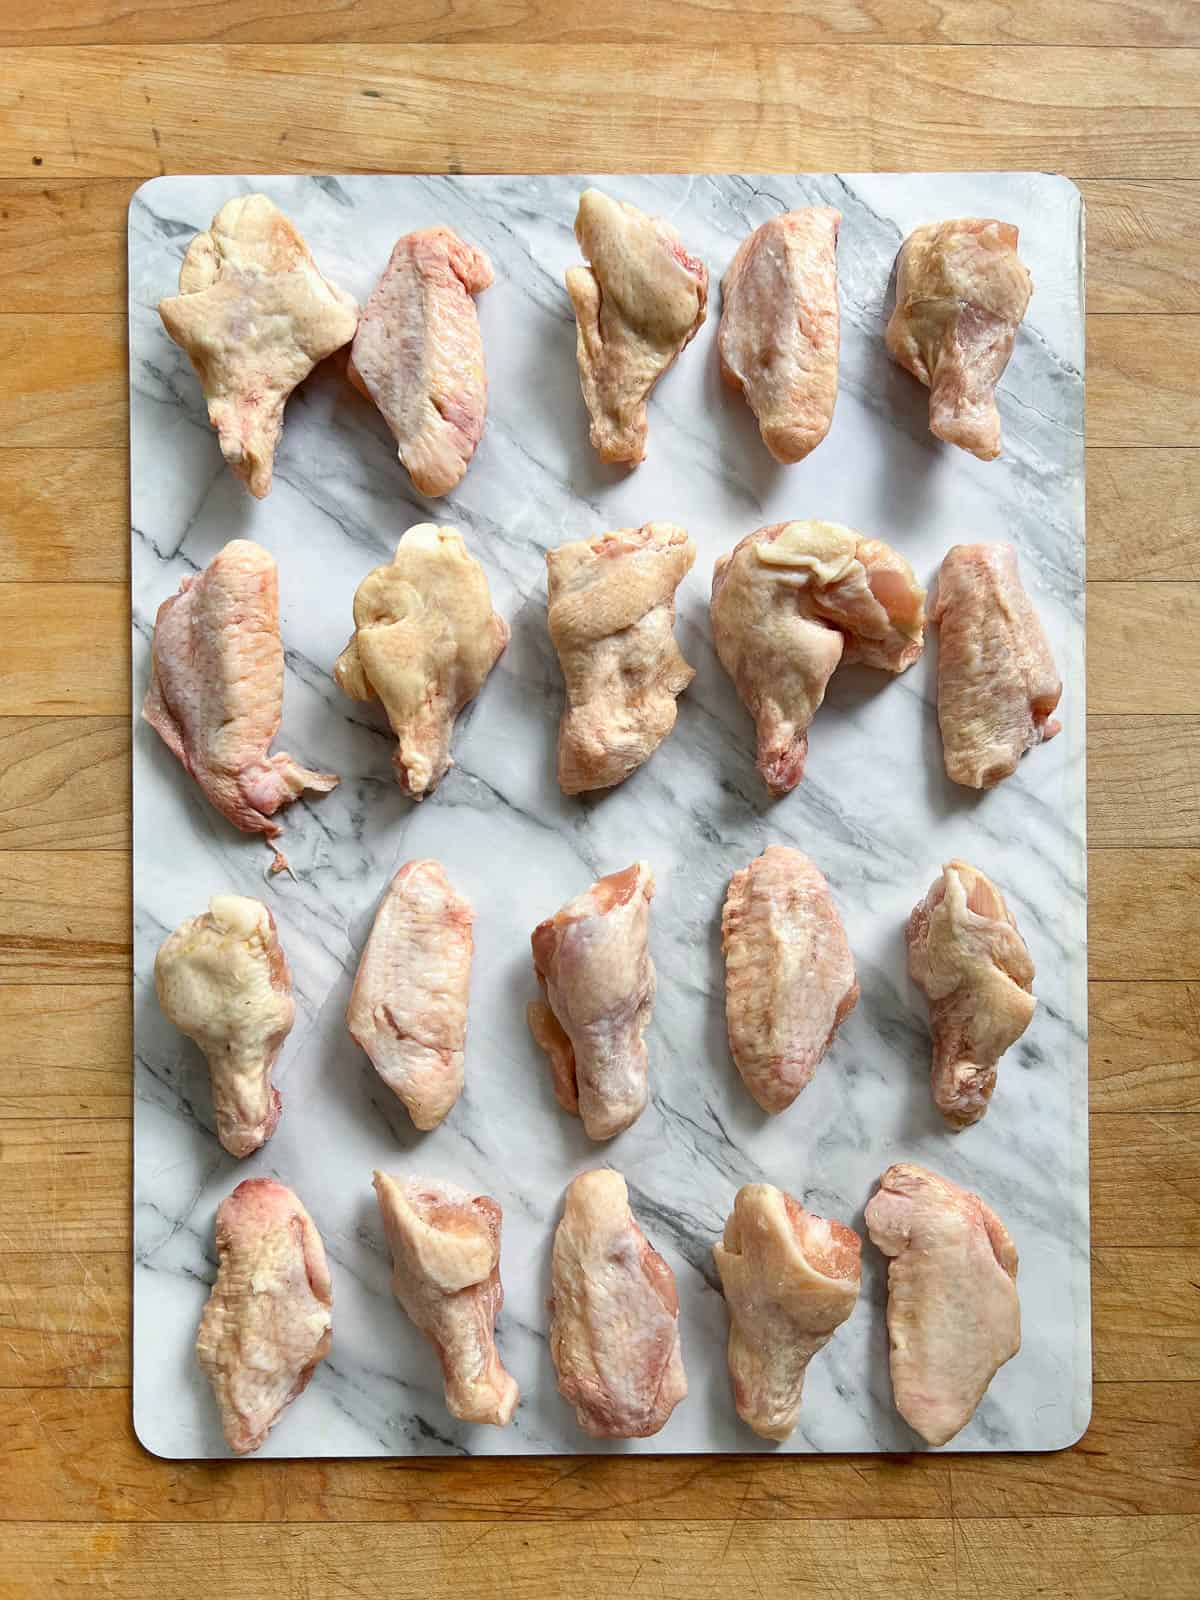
[710,520,925,794]
[865,1162,1020,1447]
[718,206,841,463]
[713,1184,861,1441]
[907,860,1036,1129]
[334,524,509,800]
[722,846,858,1113]
[546,522,695,794]
[934,542,1062,789]
[549,1169,687,1438]
[158,193,358,497]
[373,1171,518,1427]
[196,1178,333,1454]
[885,218,1032,461]
[566,188,708,465]
[348,227,493,497]
[348,859,473,1132]
[143,539,339,860]
[155,895,294,1157]
[527,862,656,1140]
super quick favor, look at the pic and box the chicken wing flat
[373,1172,519,1427]
[143,539,339,855]
[886,218,1032,461]
[348,859,473,1132]
[722,846,858,1114]
[566,188,708,466]
[549,1169,687,1439]
[334,524,509,800]
[934,542,1062,789]
[907,860,1036,1129]
[158,194,358,497]
[710,520,925,795]
[527,862,655,1141]
[196,1178,333,1454]
[547,522,695,795]
[155,895,294,1157]
[865,1163,1020,1447]
[719,206,841,463]
[713,1184,861,1441]
[348,228,493,497]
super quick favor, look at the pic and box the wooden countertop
[0,8,1197,1597]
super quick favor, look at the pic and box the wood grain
[0,851,130,982]
[0,1516,1194,1599]
[0,451,128,582]
[0,1255,128,1386]
[1,1,1197,49]
[1088,449,1200,583]
[0,317,125,449]
[1090,852,1200,979]
[0,718,128,848]
[1089,1113,1200,1246]
[1088,315,1200,447]
[6,178,1198,320]
[0,582,128,715]
[1090,981,1200,1110]
[1089,717,1200,848]
[1092,1249,1200,1382]
[1088,587,1200,715]
[3,47,1200,181]
[0,985,129,1118]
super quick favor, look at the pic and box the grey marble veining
[129,173,1088,1458]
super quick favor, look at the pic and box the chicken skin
[865,1163,1020,1447]
[547,523,695,795]
[334,524,509,800]
[155,895,294,1157]
[719,206,841,463]
[143,539,339,859]
[196,1178,333,1454]
[885,218,1032,462]
[934,542,1062,789]
[907,860,1036,1129]
[710,520,925,794]
[527,863,656,1141]
[713,1184,861,1441]
[549,1169,687,1439]
[158,194,358,497]
[348,228,493,497]
[373,1172,518,1427]
[348,860,473,1132]
[567,188,709,466]
[722,846,858,1114]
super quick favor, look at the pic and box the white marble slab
[128,173,1088,1459]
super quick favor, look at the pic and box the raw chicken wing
[886,218,1032,461]
[549,1169,687,1438]
[567,188,708,465]
[713,1184,861,1440]
[907,860,1036,1129]
[711,520,925,794]
[528,862,655,1140]
[155,895,294,1157]
[547,522,695,794]
[722,846,858,1113]
[143,539,339,859]
[334,524,509,800]
[865,1162,1020,1447]
[373,1172,518,1427]
[159,194,358,497]
[348,860,473,1131]
[719,206,841,463]
[934,542,1062,789]
[349,228,493,497]
[196,1178,333,1454]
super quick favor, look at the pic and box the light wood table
[0,8,1197,1596]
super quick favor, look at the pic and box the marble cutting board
[128,172,1088,1458]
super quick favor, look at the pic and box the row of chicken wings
[141,521,1062,872]
[156,843,1035,1159]
[159,190,1032,505]
[197,1159,1018,1457]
